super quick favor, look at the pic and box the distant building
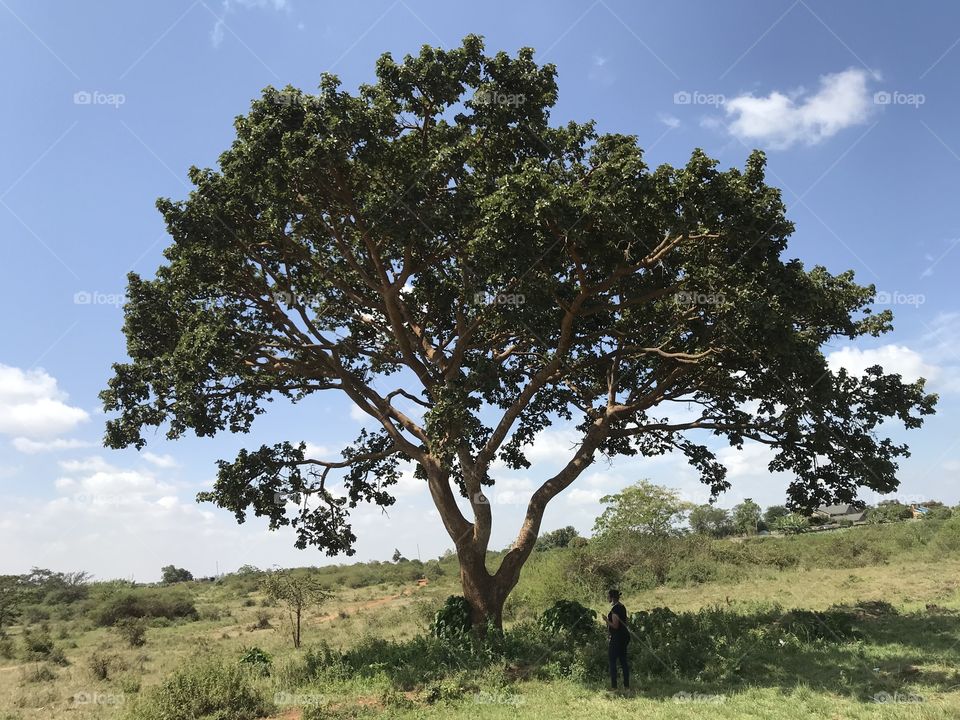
[814,504,868,524]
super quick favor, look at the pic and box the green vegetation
[1,517,959,718]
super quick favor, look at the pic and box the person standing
[606,588,630,690]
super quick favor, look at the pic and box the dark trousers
[608,639,630,688]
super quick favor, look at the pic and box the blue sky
[1,0,959,580]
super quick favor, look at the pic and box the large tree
[101,36,936,629]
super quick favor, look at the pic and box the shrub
[21,663,58,683]
[538,600,596,639]
[237,647,271,676]
[124,660,274,720]
[115,618,148,647]
[250,611,271,630]
[90,588,197,626]
[89,651,121,681]
[20,628,67,665]
[934,516,960,552]
[0,635,14,659]
[430,596,472,639]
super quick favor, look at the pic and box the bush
[115,618,148,647]
[237,647,271,676]
[538,600,596,640]
[124,660,274,720]
[430,596,472,639]
[90,588,197,626]
[0,635,14,659]
[20,628,67,665]
[934,516,960,552]
[89,651,121,681]
[21,663,58,683]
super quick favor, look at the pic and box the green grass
[1,520,958,719]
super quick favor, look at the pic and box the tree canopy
[594,480,693,537]
[101,35,936,626]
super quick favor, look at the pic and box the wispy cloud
[210,0,290,48]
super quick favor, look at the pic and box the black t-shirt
[607,601,629,643]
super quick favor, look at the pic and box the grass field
[2,522,959,719]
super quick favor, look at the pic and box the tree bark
[458,545,510,633]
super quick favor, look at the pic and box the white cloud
[565,487,604,506]
[827,344,939,384]
[724,68,873,149]
[211,0,290,48]
[0,365,89,438]
[658,113,681,129]
[12,437,92,454]
[142,451,178,468]
[349,404,368,422]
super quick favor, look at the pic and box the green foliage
[535,526,581,551]
[237,647,272,676]
[688,504,733,537]
[538,599,597,639]
[867,502,912,524]
[89,587,197,626]
[732,498,763,534]
[261,569,330,648]
[773,512,809,534]
[933,515,960,552]
[20,627,67,665]
[430,596,472,639]
[160,565,194,584]
[0,575,27,629]
[115,617,148,647]
[763,505,790,526]
[124,660,274,720]
[594,480,693,537]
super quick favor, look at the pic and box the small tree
[262,570,330,648]
[732,499,763,535]
[594,480,693,537]
[160,565,194,584]
[688,504,733,537]
[763,505,790,528]
[535,526,581,551]
[0,576,26,631]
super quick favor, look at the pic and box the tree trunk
[458,546,511,633]
[294,607,302,648]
